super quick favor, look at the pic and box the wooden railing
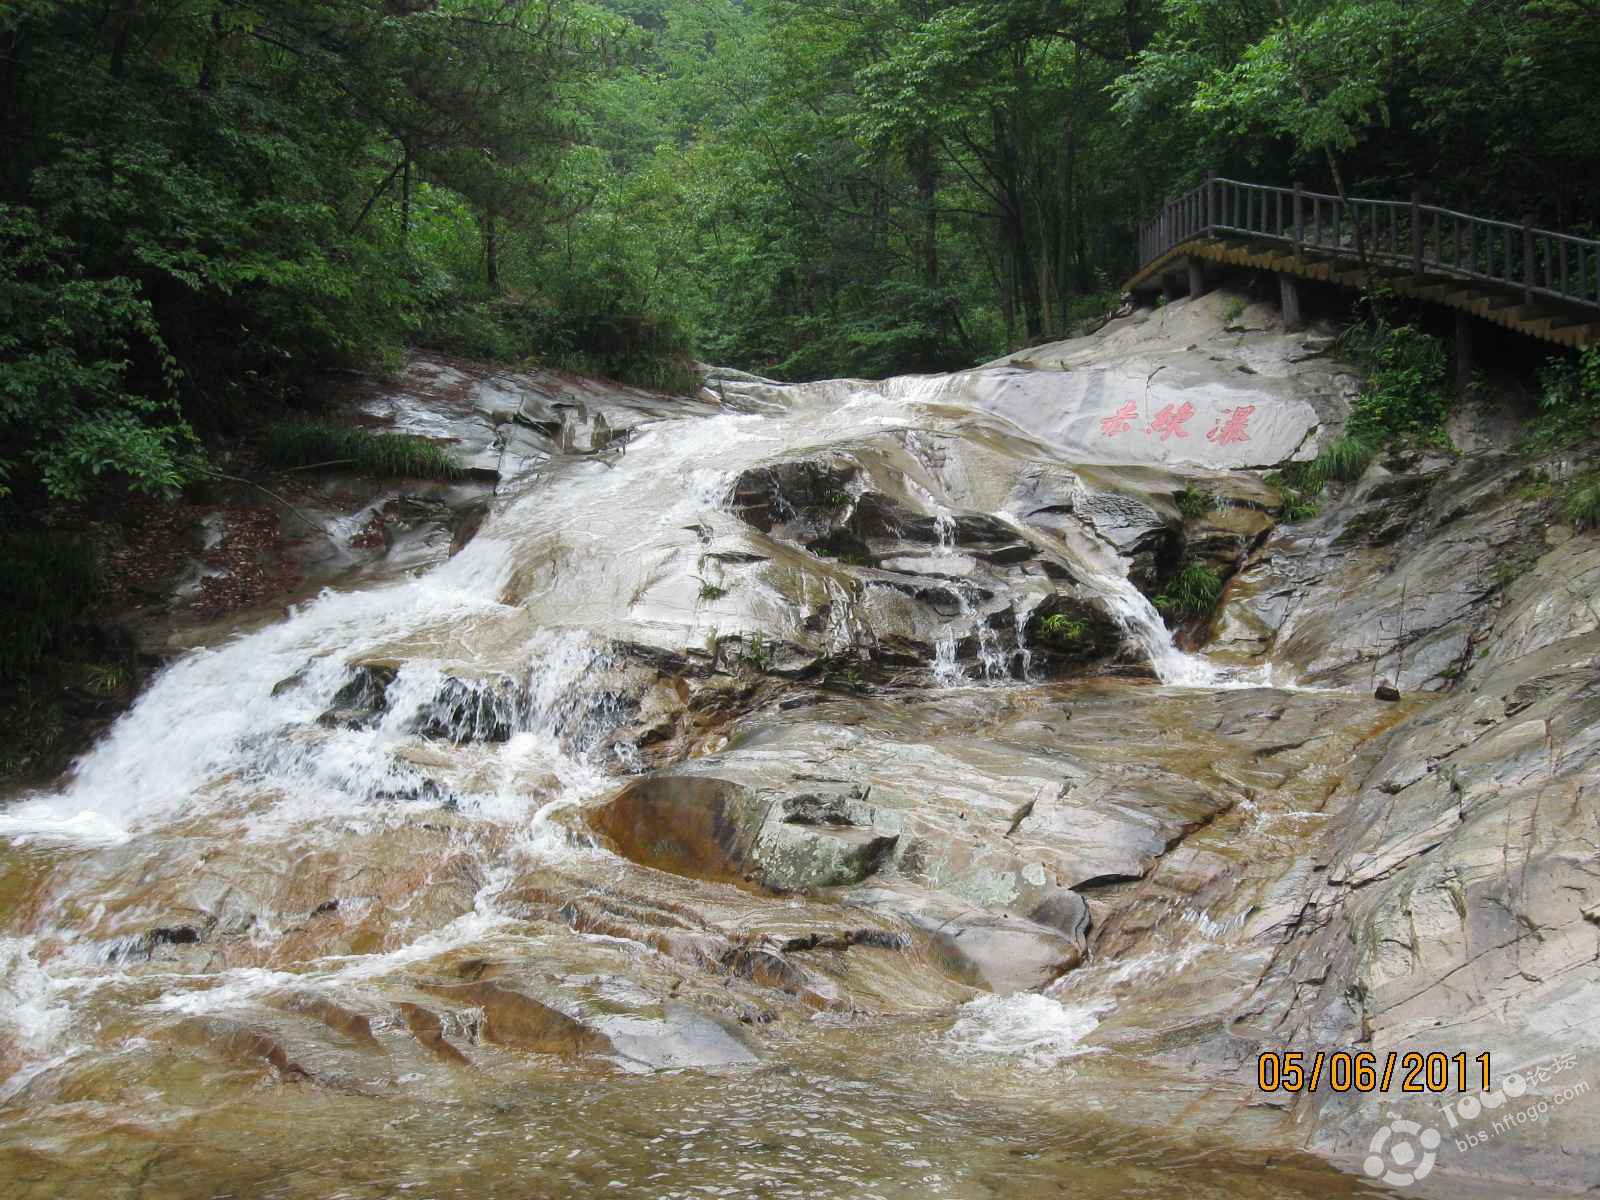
[1138,176,1600,312]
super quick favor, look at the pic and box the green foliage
[84,662,134,696]
[1524,347,1600,453]
[1034,613,1089,647]
[1311,435,1375,484]
[1175,487,1219,519]
[0,205,193,503]
[1261,433,1370,524]
[0,0,641,517]
[1279,490,1322,522]
[0,684,69,780]
[1340,314,1453,448]
[1223,298,1246,324]
[740,632,774,673]
[1562,473,1600,530]
[416,296,699,393]
[1492,558,1526,592]
[837,666,865,689]
[1512,470,1555,502]
[1264,464,1323,521]
[260,423,464,480]
[697,580,730,602]
[0,532,103,684]
[1153,560,1224,619]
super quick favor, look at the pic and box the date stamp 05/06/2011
[1257,1050,1493,1095]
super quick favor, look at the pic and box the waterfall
[1089,569,1226,687]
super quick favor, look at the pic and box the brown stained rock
[588,776,771,889]
[395,1002,471,1066]
[273,992,382,1051]
[420,982,612,1057]
[170,1018,312,1081]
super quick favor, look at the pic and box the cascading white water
[1088,567,1227,687]
[0,938,78,1103]
[0,361,1378,1200]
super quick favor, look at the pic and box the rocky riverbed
[1,286,1596,1199]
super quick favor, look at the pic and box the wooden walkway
[1125,177,1600,349]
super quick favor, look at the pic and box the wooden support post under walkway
[1187,257,1207,299]
[1456,310,1474,396]
[1279,273,1303,333]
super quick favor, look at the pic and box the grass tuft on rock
[1310,435,1374,484]
[1563,472,1600,529]
[1034,612,1088,646]
[261,422,464,479]
[1154,560,1223,619]
[1174,487,1218,520]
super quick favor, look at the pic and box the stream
[0,359,1406,1198]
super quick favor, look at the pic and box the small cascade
[1091,571,1226,687]
[973,612,1009,681]
[926,508,1010,684]
[1031,498,1227,688]
[929,581,1012,685]
[931,629,965,685]
[1013,610,1034,682]
[929,509,969,685]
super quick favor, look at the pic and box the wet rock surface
[4,288,1599,1199]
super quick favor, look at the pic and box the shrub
[416,296,701,395]
[1153,560,1223,619]
[1175,487,1218,519]
[0,532,103,684]
[1264,465,1322,522]
[1339,295,1453,448]
[1563,472,1600,529]
[1278,491,1321,522]
[1262,435,1370,525]
[1524,347,1600,453]
[1311,434,1374,484]
[740,633,773,672]
[260,422,464,479]
[1034,612,1089,646]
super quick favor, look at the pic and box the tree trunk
[914,132,938,290]
[197,11,226,93]
[109,0,139,80]
[484,211,500,292]
[401,154,412,244]
[1006,198,1044,341]
[1270,0,1366,264]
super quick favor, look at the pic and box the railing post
[1523,215,1535,304]
[1293,182,1303,258]
[1204,171,1214,233]
[1411,188,1423,276]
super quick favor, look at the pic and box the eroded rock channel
[2,290,1597,1199]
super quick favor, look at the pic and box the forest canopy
[3,0,1599,513]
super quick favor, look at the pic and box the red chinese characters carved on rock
[1098,400,1138,437]
[1206,404,1256,446]
[1147,401,1195,441]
